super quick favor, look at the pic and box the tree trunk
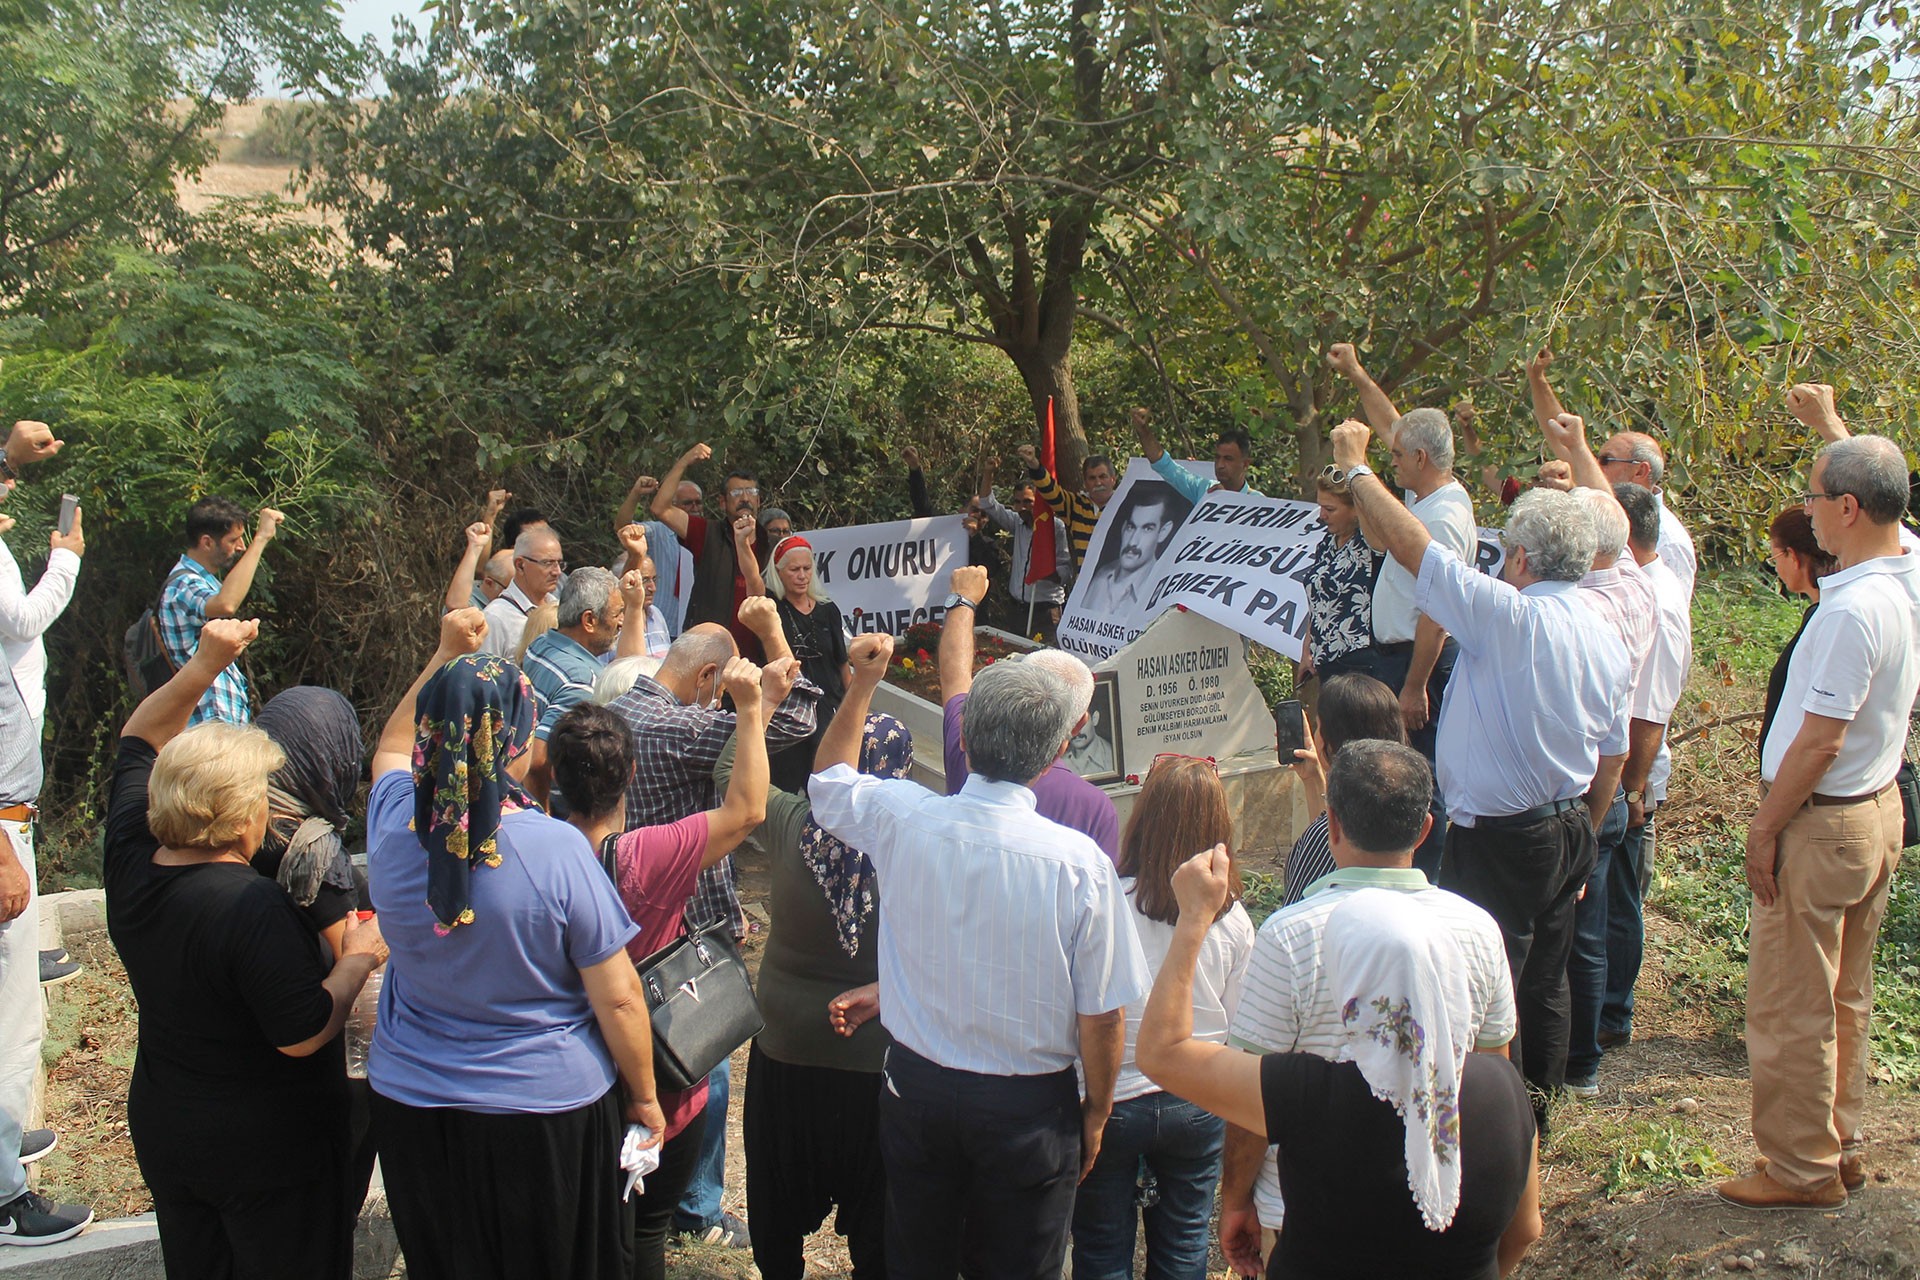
[1008,346,1087,487]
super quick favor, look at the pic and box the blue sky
[339,0,423,50]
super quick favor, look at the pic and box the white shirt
[1760,550,1920,795]
[0,541,79,728]
[1655,493,1697,598]
[1633,559,1693,804]
[980,491,1069,606]
[1575,560,1656,694]
[1371,480,1477,643]
[1227,867,1515,1225]
[479,581,549,658]
[807,764,1150,1075]
[1106,885,1253,1103]
[1414,542,1632,825]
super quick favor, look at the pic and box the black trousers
[1440,805,1596,1110]
[372,1087,633,1280]
[877,1043,1080,1280]
[633,1108,707,1280]
[150,1148,352,1280]
[745,1041,887,1280]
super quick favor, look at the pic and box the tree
[0,0,357,296]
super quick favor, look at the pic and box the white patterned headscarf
[1323,888,1475,1232]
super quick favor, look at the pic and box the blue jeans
[1070,1092,1224,1280]
[1566,796,1627,1082]
[673,1055,730,1232]
[1602,815,1652,1036]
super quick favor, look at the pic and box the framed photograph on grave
[1063,671,1124,785]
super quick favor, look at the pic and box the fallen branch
[1669,710,1764,747]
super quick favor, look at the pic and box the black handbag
[1897,759,1919,850]
[600,836,765,1092]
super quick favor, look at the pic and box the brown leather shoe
[1756,1154,1866,1193]
[1716,1168,1847,1210]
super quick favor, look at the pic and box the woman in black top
[1761,506,1837,753]
[104,619,387,1280]
[1138,848,1542,1280]
[253,686,364,957]
[765,534,849,791]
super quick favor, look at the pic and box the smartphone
[56,493,77,536]
[1273,698,1307,762]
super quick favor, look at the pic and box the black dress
[103,738,353,1280]
[772,596,849,792]
[1261,1051,1534,1280]
[1760,602,1818,759]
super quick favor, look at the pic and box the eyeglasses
[1317,463,1358,489]
[518,556,566,571]
[1152,752,1218,771]
[639,576,658,588]
[1596,454,1635,467]
[1800,489,1847,506]
[728,486,761,498]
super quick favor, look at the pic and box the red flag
[1027,397,1059,585]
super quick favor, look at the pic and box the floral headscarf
[411,654,537,933]
[1324,888,1477,1232]
[797,713,913,955]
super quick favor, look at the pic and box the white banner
[806,514,969,635]
[1058,464,1512,660]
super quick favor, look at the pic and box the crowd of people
[0,346,1911,1280]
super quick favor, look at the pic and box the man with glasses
[1785,381,1920,557]
[651,442,776,660]
[1719,428,1919,1210]
[1525,349,1698,596]
[479,525,564,658]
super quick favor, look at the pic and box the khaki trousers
[1747,787,1903,1190]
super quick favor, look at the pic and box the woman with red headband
[765,534,850,790]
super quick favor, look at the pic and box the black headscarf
[256,687,364,909]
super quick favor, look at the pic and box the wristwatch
[1346,463,1374,482]
[943,593,977,612]
[1623,789,1645,805]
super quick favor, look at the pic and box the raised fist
[1172,845,1233,922]
[1129,406,1152,431]
[736,594,779,636]
[628,475,660,499]
[760,654,800,704]
[720,655,764,710]
[1527,349,1554,380]
[197,617,260,668]
[484,488,511,518]
[951,564,989,606]
[847,633,894,682]
[617,522,650,558]
[1015,443,1040,470]
[439,607,488,655]
[1785,383,1846,441]
[255,508,285,540]
[1325,343,1362,378]
[679,442,713,468]
[901,445,923,470]
[1330,420,1371,470]
[5,420,63,471]
[1542,412,1587,461]
[465,521,493,554]
[1534,460,1575,492]
[620,568,648,603]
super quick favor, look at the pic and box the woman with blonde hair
[105,618,387,1279]
[514,601,559,667]
[765,535,849,789]
[1070,754,1254,1280]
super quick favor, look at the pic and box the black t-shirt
[1760,603,1817,761]
[777,597,849,710]
[103,738,347,1188]
[251,823,358,938]
[1262,1052,1533,1280]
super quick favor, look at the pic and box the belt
[1810,783,1896,807]
[1371,640,1416,655]
[0,803,36,822]
[1472,797,1583,829]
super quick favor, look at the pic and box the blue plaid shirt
[524,630,602,741]
[157,555,251,725]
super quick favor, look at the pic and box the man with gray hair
[1525,349,1697,595]
[480,525,564,658]
[937,566,1120,859]
[1719,428,1919,1210]
[810,632,1148,1277]
[1325,345,1478,788]
[522,566,651,808]
[1330,418,1631,1120]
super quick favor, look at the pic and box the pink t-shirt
[612,812,712,1140]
